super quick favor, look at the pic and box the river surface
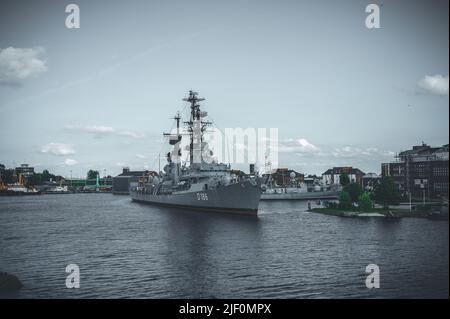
[0,193,448,298]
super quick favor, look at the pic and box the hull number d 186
[196,193,208,201]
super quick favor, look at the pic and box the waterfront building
[262,168,304,186]
[322,167,365,186]
[112,167,156,195]
[381,143,449,199]
[15,164,35,177]
[304,174,322,190]
[362,173,381,192]
[12,163,35,184]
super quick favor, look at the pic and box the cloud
[342,146,352,152]
[297,138,318,151]
[330,146,388,158]
[0,47,47,85]
[64,158,78,166]
[65,125,115,134]
[65,125,145,138]
[276,142,398,175]
[41,143,76,156]
[279,138,319,153]
[117,130,146,139]
[81,125,114,134]
[418,74,449,96]
[135,154,146,159]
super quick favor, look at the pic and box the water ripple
[0,194,448,298]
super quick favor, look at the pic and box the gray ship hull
[261,190,338,200]
[131,180,261,215]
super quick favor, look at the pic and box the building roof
[399,143,447,156]
[322,167,365,176]
[397,143,449,161]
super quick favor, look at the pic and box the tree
[374,176,401,209]
[338,191,353,210]
[41,169,55,182]
[87,170,99,179]
[340,172,350,186]
[1,168,14,184]
[0,164,5,182]
[24,172,40,186]
[358,192,373,212]
[344,182,363,203]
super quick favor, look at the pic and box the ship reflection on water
[0,194,448,298]
[157,206,262,298]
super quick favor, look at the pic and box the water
[0,194,448,299]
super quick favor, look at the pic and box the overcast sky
[0,0,448,177]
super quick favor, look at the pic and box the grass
[309,207,430,218]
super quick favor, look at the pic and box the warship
[260,171,339,200]
[130,91,261,215]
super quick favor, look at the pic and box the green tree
[358,192,373,212]
[338,191,353,210]
[1,168,14,184]
[374,176,401,209]
[87,170,99,179]
[344,182,363,203]
[41,169,56,182]
[339,172,350,186]
[29,173,40,186]
[0,164,5,182]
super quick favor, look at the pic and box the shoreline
[309,207,448,219]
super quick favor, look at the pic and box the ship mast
[164,112,182,184]
[183,90,212,166]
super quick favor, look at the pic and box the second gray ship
[130,91,261,215]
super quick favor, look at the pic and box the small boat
[45,185,70,194]
[0,184,41,196]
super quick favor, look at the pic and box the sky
[0,0,448,177]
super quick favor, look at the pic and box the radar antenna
[183,90,212,165]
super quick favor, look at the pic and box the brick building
[112,167,156,195]
[381,143,449,199]
[362,172,381,191]
[262,168,304,186]
[322,167,365,186]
